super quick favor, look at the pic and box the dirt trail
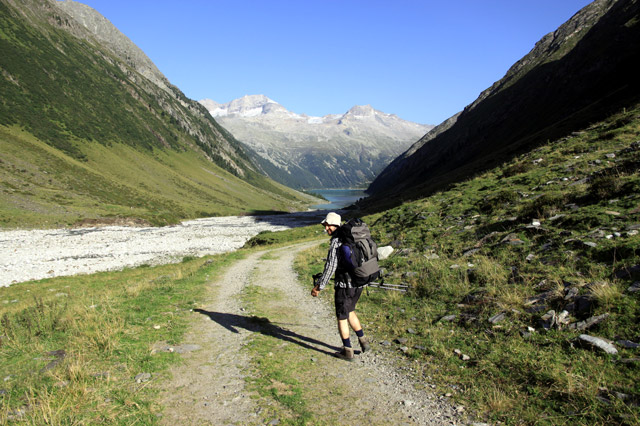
[159,241,465,425]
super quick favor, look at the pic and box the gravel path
[0,212,324,287]
[158,242,468,425]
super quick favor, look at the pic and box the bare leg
[348,311,362,333]
[338,318,350,339]
[338,311,363,338]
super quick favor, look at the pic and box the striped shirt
[316,237,350,290]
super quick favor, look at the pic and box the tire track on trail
[159,241,466,425]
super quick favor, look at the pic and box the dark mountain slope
[367,0,640,206]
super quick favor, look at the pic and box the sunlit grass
[0,250,243,424]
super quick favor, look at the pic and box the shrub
[588,173,624,200]
[478,189,519,214]
[501,161,533,178]
[517,191,568,220]
[1,297,68,341]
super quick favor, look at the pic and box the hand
[311,286,320,297]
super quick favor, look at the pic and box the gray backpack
[338,218,380,286]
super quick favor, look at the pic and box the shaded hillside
[367,0,640,206]
[0,0,315,227]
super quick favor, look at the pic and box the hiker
[311,212,370,360]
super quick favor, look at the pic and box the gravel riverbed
[0,212,324,287]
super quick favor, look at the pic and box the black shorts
[334,287,363,320]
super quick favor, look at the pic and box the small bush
[588,173,624,200]
[501,161,533,178]
[517,191,568,220]
[1,297,69,341]
[478,190,519,214]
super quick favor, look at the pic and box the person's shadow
[194,309,340,356]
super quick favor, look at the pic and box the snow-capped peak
[345,104,376,117]
[201,95,282,118]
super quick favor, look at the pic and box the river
[0,212,325,287]
[0,189,370,287]
[310,188,367,210]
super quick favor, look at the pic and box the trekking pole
[367,281,409,293]
[311,274,408,293]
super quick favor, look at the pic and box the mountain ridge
[366,0,640,206]
[55,0,171,94]
[200,95,433,189]
[0,0,316,228]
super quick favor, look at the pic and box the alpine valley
[2,0,640,424]
[200,96,433,190]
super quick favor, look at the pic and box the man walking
[311,212,370,360]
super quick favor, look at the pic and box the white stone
[579,334,618,355]
[377,246,394,260]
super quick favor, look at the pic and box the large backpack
[338,218,381,286]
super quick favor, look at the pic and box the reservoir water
[310,189,367,210]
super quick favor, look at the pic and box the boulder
[565,295,594,315]
[577,334,618,355]
[525,290,556,306]
[615,265,640,280]
[439,314,457,323]
[539,310,557,330]
[463,248,481,257]
[568,313,609,331]
[377,246,394,260]
[628,282,640,293]
[501,234,524,245]
[134,372,152,383]
[557,310,571,326]
[616,340,639,349]
[488,312,506,324]
[564,286,580,300]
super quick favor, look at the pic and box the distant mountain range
[200,96,433,189]
[366,0,640,207]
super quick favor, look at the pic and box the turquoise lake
[310,189,367,210]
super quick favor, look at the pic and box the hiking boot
[358,337,370,353]
[334,346,354,361]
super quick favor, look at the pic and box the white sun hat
[320,212,341,226]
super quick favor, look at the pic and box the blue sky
[71,0,593,125]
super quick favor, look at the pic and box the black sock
[355,329,364,338]
[342,338,351,348]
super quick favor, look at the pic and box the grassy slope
[0,1,315,228]
[294,103,640,425]
[367,0,640,207]
[0,125,313,228]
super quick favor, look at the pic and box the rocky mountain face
[47,0,246,173]
[367,0,640,205]
[200,95,433,189]
[55,0,170,94]
[0,0,314,226]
